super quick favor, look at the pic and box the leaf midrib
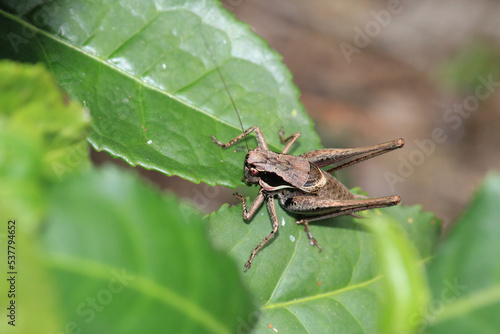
[262,255,435,311]
[44,253,230,334]
[0,9,246,141]
[261,275,381,310]
[429,283,500,326]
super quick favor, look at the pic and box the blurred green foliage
[439,41,500,91]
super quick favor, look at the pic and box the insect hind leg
[294,195,400,249]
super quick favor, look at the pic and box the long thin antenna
[199,28,249,151]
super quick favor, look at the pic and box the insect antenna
[199,28,249,151]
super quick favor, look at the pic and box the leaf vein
[329,296,366,333]
[44,253,231,334]
[261,275,381,310]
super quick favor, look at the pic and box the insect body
[212,127,404,270]
[201,28,403,270]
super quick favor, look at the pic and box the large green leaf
[0,0,321,187]
[425,172,500,334]
[206,201,441,333]
[0,166,255,334]
[44,167,255,333]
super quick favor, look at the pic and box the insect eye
[249,168,259,176]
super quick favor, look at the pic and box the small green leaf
[0,60,90,229]
[206,200,440,333]
[359,207,438,333]
[0,1,321,187]
[425,171,500,333]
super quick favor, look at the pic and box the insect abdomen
[316,171,354,200]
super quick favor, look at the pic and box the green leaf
[0,60,90,229]
[425,171,500,334]
[206,200,440,333]
[359,209,436,333]
[0,0,321,187]
[0,166,255,334]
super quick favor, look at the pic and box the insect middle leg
[242,195,280,271]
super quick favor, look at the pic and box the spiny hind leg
[291,195,401,249]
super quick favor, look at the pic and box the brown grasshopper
[212,128,404,270]
[202,30,404,271]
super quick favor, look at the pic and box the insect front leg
[234,189,265,220]
[211,126,269,150]
[244,195,280,271]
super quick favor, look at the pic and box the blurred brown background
[94,0,500,230]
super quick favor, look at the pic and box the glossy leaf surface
[0,0,320,187]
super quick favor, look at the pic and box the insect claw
[396,138,405,148]
[311,239,322,252]
[210,135,222,145]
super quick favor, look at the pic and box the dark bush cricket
[203,31,404,271]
